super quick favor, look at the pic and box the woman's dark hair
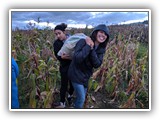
[90,30,109,48]
[54,23,67,31]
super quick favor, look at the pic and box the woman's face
[54,30,66,41]
[96,30,108,43]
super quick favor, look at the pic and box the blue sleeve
[11,58,19,108]
[73,39,91,64]
[12,58,19,77]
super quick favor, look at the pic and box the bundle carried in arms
[58,33,87,58]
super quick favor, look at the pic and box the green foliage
[137,43,148,59]
[117,91,128,104]
[87,24,149,109]
[136,89,149,108]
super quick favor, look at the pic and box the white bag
[58,33,87,58]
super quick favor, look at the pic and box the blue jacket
[68,39,106,87]
[11,58,19,108]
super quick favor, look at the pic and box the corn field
[11,23,149,109]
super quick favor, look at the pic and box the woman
[53,23,74,108]
[68,24,110,108]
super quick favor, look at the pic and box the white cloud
[24,19,37,24]
[67,19,77,24]
[118,16,148,25]
[23,20,56,29]
[68,24,87,28]
[89,12,111,19]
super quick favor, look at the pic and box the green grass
[137,43,148,59]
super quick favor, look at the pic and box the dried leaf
[91,95,96,102]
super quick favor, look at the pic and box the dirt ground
[85,89,119,109]
[52,88,119,109]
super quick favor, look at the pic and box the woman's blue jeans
[72,82,87,108]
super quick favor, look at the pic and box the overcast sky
[11,10,148,30]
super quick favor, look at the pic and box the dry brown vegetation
[11,23,149,109]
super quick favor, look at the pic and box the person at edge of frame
[11,57,19,109]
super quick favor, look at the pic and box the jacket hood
[90,24,110,48]
[90,24,109,38]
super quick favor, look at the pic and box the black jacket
[68,39,105,87]
[68,24,109,87]
[53,39,71,73]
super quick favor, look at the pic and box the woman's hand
[61,52,72,60]
[85,36,94,49]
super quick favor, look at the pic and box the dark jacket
[68,24,109,87]
[53,39,71,73]
[68,39,105,87]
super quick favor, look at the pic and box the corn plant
[12,23,149,109]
